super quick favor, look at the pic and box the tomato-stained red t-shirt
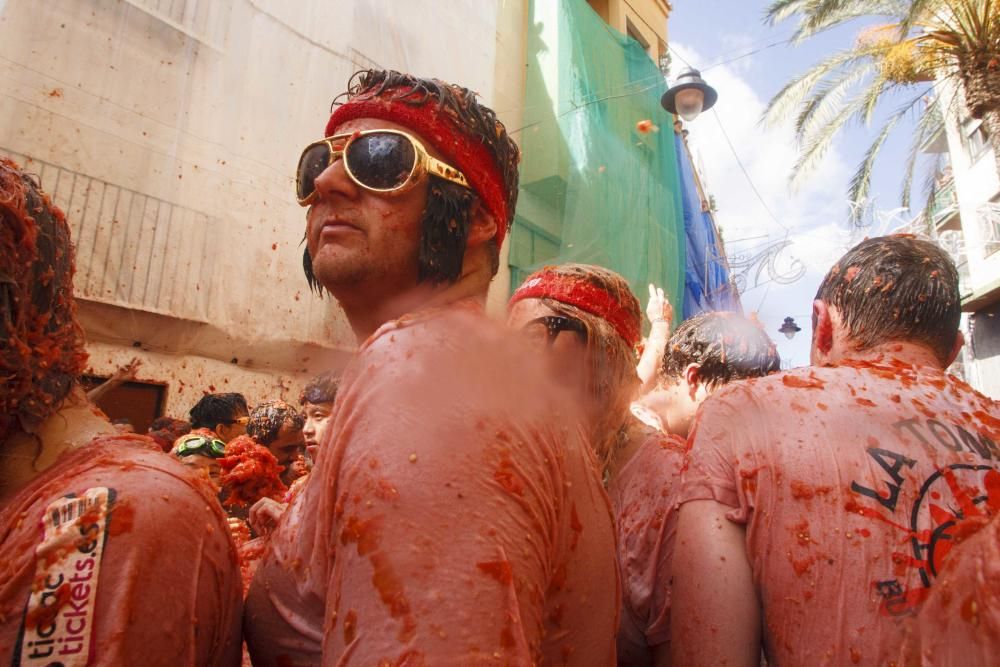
[608,432,686,664]
[900,511,1000,665]
[245,304,619,666]
[680,359,1000,665]
[0,434,243,666]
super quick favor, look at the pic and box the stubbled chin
[306,444,319,460]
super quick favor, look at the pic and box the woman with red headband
[0,158,242,665]
[509,264,682,665]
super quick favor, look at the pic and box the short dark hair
[815,236,961,364]
[304,69,516,290]
[189,393,249,430]
[247,399,305,446]
[661,312,781,388]
[299,371,340,406]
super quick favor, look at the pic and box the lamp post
[661,67,718,122]
[778,317,801,340]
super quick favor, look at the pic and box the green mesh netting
[509,0,685,313]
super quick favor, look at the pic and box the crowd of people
[1,66,998,666]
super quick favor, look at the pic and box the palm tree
[763,0,1000,222]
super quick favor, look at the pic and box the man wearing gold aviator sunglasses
[245,70,619,664]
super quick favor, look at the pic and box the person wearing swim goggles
[173,432,226,488]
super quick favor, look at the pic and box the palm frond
[794,63,874,140]
[847,92,927,221]
[766,0,909,42]
[791,72,895,183]
[900,94,943,209]
[762,46,884,128]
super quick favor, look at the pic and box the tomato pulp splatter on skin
[219,436,288,508]
[782,374,826,390]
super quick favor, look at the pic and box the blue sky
[669,2,931,366]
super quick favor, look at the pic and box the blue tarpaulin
[675,134,741,319]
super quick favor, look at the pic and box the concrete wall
[0,0,527,417]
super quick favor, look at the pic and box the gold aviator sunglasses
[296,129,470,205]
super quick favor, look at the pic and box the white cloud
[673,43,861,367]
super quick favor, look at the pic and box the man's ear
[684,363,701,401]
[944,330,965,368]
[465,198,497,248]
[811,300,834,363]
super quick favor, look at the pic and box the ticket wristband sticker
[13,487,115,666]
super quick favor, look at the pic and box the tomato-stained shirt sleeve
[0,436,243,667]
[678,387,747,512]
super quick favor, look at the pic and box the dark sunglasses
[522,315,588,347]
[296,129,470,205]
[174,434,226,459]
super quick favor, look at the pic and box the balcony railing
[3,148,219,323]
[931,179,961,231]
[980,203,1000,258]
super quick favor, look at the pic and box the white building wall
[938,77,1000,398]
[0,0,525,417]
[939,78,1000,290]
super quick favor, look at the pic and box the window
[81,376,167,433]
[626,17,650,53]
[963,118,991,162]
[978,201,1000,257]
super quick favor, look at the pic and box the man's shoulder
[622,431,686,485]
[353,306,552,397]
[47,435,221,511]
[362,305,505,356]
[705,365,859,410]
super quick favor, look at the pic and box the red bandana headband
[326,95,511,248]
[509,271,641,348]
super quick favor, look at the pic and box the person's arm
[637,284,673,392]
[248,496,287,536]
[87,357,141,403]
[671,499,760,667]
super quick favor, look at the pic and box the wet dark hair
[149,416,191,433]
[189,392,249,430]
[661,312,781,388]
[247,399,305,446]
[304,68,517,290]
[0,158,87,440]
[814,236,961,364]
[299,370,340,405]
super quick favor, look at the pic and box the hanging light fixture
[661,67,718,122]
[778,316,802,340]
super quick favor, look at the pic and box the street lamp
[778,316,801,340]
[661,67,718,122]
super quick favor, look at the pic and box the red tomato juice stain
[782,375,825,389]
[24,583,71,630]
[108,501,135,537]
[476,560,513,585]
